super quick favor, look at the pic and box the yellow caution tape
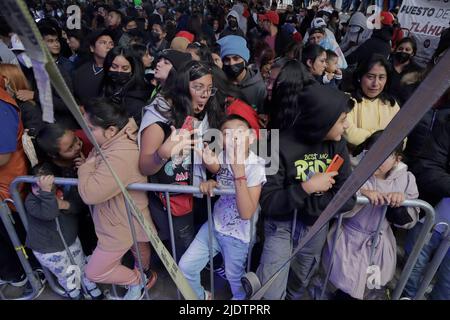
[15,245,29,259]
[3,0,198,300]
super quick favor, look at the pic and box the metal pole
[291,209,297,249]
[392,200,435,300]
[320,214,344,300]
[247,210,258,273]
[124,200,150,300]
[206,195,215,300]
[165,192,181,300]
[368,206,388,266]
[0,202,43,300]
[414,224,450,300]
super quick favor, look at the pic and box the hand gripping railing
[9,176,254,300]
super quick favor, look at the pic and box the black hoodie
[260,84,356,225]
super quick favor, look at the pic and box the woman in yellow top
[344,54,400,147]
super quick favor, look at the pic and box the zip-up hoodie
[260,83,356,225]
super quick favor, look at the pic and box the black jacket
[18,100,44,135]
[25,190,80,254]
[406,104,450,206]
[73,61,104,106]
[53,62,78,129]
[260,84,356,225]
[346,27,393,66]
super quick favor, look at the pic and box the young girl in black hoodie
[256,82,356,300]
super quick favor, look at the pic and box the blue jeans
[404,223,450,300]
[256,218,329,300]
[179,222,249,300]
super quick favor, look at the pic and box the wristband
[234,176,247,182]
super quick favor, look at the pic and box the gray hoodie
[238,65,267,113]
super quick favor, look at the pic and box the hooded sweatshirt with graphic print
[260,83,356,226]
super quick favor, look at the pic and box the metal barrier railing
[321,196,436,300]
[3,176,441,300]
[8,176,253,300]
[0,201,44,300]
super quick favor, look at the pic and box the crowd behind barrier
[0,176,446,300]
[1,0,450,302]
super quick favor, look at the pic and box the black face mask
[108,71,132,85]
[223,62,245,79]
[151,31,161,41]
[394,51,411,64]
[228,19,238,30]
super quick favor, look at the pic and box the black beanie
[158,49,193,71]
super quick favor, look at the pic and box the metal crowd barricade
[0,201,44,300]
[414,222,450,300]
[10,176,254,300]
[321,196,436,300]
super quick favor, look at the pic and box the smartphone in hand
[181,116,195,131]
[326,154,344,173]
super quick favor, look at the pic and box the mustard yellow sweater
[344,97,400,146]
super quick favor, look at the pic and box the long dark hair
[186,42,214,65]
[35,123,69,160]
[352,54,396,106]
[396,37,418,55]
[353,130,404,158]
[161,60,224,129]
[269,60,315,130]
[84,97,129,132]
[102,46,148,97]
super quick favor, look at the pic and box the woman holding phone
[138,60,224,259]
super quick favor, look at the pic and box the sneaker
[9,274,28,287]
[85,286,104,300]
[65,288,82,300]
[123,273,156,300]
[123,284,145,300]
[34,269,47,285]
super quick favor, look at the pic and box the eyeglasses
[191,86,218,96]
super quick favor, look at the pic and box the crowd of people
[0,0,449,300]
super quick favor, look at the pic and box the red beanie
[265,11,279,26]
[226,98,261,139]
[380,11,394,26]
[175,31,195,43]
